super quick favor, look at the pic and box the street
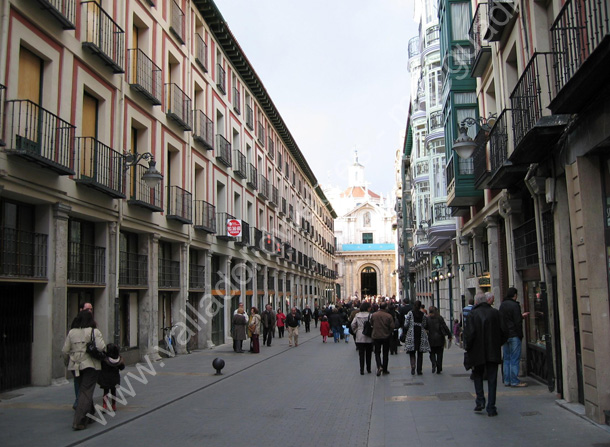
[1,329,609,447]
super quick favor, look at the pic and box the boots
[410,355,416,375]
[102,394,109,410]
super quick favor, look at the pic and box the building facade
[0,0,336,391]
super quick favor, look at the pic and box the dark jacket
[370,309,395,339]
[464,302,507,367]
[97,356,125,389]
[261,309,276,329]
[328,311,343,329]
[302,308,313,322]
[285,311,301,328]
[499,298,523,339]
[427,314,451,347]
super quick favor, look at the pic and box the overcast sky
[213,0,417,197]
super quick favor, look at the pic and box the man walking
[499,287,529,387]
[370,301,395,376]
[285,307,301,347]
[261,304,276,347]
[302,305,313,333]
[464,293,507,417]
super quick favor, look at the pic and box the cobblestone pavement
[1,329,609,447]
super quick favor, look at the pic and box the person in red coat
[319,316,331,343]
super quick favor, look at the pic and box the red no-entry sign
[227,219,242,237]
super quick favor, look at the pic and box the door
[17,47,43,152]
[81,93,98,179]
[361,266,378,296]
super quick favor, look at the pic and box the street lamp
[452,114,497,159]
[124,151,163,188]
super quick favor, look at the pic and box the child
[320,316,331,343]
[98,343,125,411]
[342,325,350,343]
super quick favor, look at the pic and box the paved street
[1,329,609,447]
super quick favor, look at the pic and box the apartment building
[0,0,336,392]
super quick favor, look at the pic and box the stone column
[484,216,501,307]
[202,251,213,349]
[173,242,189,354]
[225,256,232,341]
[498,193,522,289]
[140,233,160,360]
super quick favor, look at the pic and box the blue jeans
[332,327,341,342]
[503,337,522,385]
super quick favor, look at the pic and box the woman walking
[350,301,374,375]
[62,310,106,430]
[248,307,261,353]
[403,300,430,375]
[427,306,452,374]
[276,308,286,338]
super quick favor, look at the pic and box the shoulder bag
[362,314,373,337]
[86,328,106,360]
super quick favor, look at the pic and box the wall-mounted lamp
[452,114,497,159]
[124,151,163,189]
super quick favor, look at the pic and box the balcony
[484,0,516,42]
[446,153,482,209]
[68,242,105,284]
[127,49,162,105]
[258,174,269,200]
[270,186,279,208]
[263,232,274,254]
[119,252,147,287]
[3,99,75,175]
[550,0,610,114]
[189,263,205,290]
[159,258,180,289]
[166,185,192,224]
[250,226,263,251]
[74,137,125,198]
[34,0,76,29]
[408,36,420,58]
[273,236,282,257]
[232,86,241,114]
[268,137,274,159]
[487,109,528,189]
[195,33,208,72]
[235,220,250,246]
[215,212,235,241]
[193,200,216,233]
[288,204,294,221]
[280,197,287,216]
[470,2,492,77]
[428,110,443,133]
[509,52,569,164]
[257,122,265,147]
[0,227,47,279]
[472,128,491,190]
[233,149,247,179]
[215,135,232,167]
[193,110,213,150]
[165,83,192,131]
[169,0,185,44]
[216,63,226,94]
[127,163,163,211]
[81,1,125,73]
[245,104,254,130]
[247,163,258,190]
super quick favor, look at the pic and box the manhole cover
[520,411,541,417]
[436,392,473,401]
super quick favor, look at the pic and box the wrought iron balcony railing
[4,99,75,174]
[195,33,208,72]
[469,2,492,77]
[169,0,185,44]
[472,128,490,189]
[288,204,294,221]
[216,63,226,94]
[159,258,180,288]
[165,83,192,131]
[280,197,287,216]
[247,163,258,189]
[270,185,279,207]
[127,49,162,105]
[235,220,250,246]
[263,232,274,254]
[0,227,47,279]
[216,212,236,240]
[215,135,232,167]
[34,0,76,29]
[81,1,125,73]
[250,226,262,251]
[232,86,241,114]
[167,185,192,224]
[74,137,125,198]
[68,242,105,284]
[193,109,213,150]
[189,263,205,290]
[127,163,163,211]
[233,149,247,179]
[257,122,265,146]
[513,218,538,270]
[542,210,556,264]
[245,104,254,130]
[488,109,511,173]
[268,136,274,159]
[193,200,216,233]
[119,252,147,287]
[258,174,269,200]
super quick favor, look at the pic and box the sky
[212,0,418,198]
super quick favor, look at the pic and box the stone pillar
[173,242,189,354]
[472,227,485,275]
[202,251,213,349]
[224,256,232,341]
[140,233,160,360]
[485,216,501,307]
[498,193,522,289]
[108,222,119,346]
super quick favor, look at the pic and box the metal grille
[542,210,556,264]
[513,218,539,270]
[68,242,105,284]
[193,200,216,233]
[195,33,208,72]
[81,1,125,73]
[75,137,125,198]
[193,110,213,149]
[169,0,185,44]
[119,252,147,287]
[0,227,47,279]
[127,163,163,211]
[189,263,205,290]
[215,134,232,167]
[158,258,180,288]
[167,185,192,223]
[165,83,192,130]
[127,49,162,105]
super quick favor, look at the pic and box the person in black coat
[98,343,125,411]
[464,293,507,417]
[427,306,452,373]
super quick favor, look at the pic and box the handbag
[86,328,106,360]
[362,314,373,337]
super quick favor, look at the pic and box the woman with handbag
[403,300,430,375]
[427,306,452,374]
[62,309,106,430]
[350,301,374,375]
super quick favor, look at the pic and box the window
[362,233,373,244]
[451,2,471,41]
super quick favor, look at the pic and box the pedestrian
[248,307,261,353]
[403,300,430,375]
[342,325,350,343]
[427,306,452,374]
[286,307,301,347]
[232,307,247,352]
[62,310,106,430]
[261,304,276,347]
[276,308,286,338]
[313,306,320,328]
[350,301,374,374]
[328,308,343,343]
[98,343,125,411]
[69,302,94,409]
[388,303,400,355]
[453,319,462,347]
[302,305,313,332]
[499,287,529,387]
[462,297,474,332]
[464,292,508,417]
[320,315,331,343]
[370,301,395,376]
